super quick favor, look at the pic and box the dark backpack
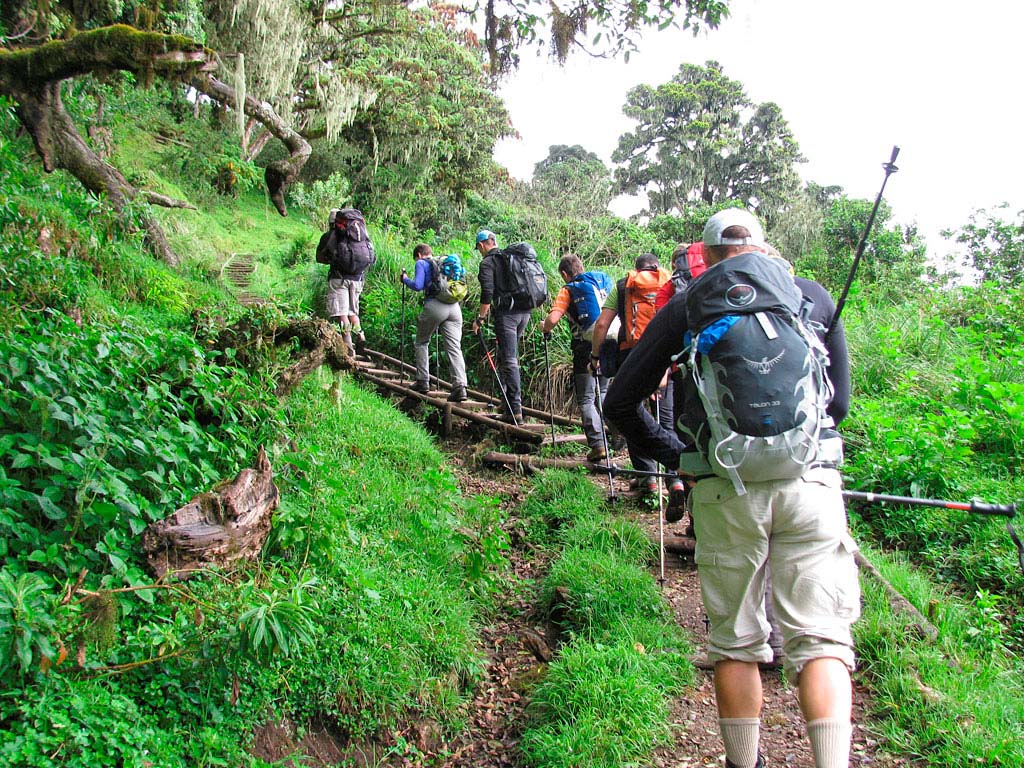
[493,242,548,311]
[330,208,376,278]
[427,255,468,305]
[671,242,707,292]
[565,271,612,334]
[675,251,837,495]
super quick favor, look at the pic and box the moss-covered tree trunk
[0,25,312,264]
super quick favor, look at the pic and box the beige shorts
[326,277,363,319]
[691,467,860,685]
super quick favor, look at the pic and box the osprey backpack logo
[743,350,786,375]
[726,284,756,308]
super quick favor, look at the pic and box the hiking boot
[666,479,688,523]
[411,380,430,394]
[725,755,765,768]
[636,477,658,498]
[496,411,524,424]
[353,334,367,355]
[586,446,607,463]
[447,386,467,403]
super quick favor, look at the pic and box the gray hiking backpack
[674,251,839,494]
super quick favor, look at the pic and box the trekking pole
[590,367,617,502]
[826,145,900,344]
[399,282,408,384]
[654,396,666,586]
[542,332,557,450]
[843,491,1023,574]
[477,327,517,426]
[433,332,440,390]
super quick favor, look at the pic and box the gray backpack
[675,252,838,494]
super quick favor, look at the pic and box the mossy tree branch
[0,24,311,263]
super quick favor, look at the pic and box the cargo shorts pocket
[693,548,752,626]
[833,532,861,621]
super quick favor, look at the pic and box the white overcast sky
[493,0,1023,257]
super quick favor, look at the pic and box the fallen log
[142,446,279,579]
[480,450,605,473]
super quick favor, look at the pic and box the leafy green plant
[0,570,58,678]
[237,571,320,661]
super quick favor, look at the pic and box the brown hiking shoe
[447,386,467,403]
[587,446,607,463]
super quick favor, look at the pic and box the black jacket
[603,275,850,470]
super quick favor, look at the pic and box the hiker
[315,208,376,355]
[655,241,706,311]
[471,230,548,423]
[400,244,469,402]
[603,208,857,768]
[540,254,617,462]
[588,253,674,496]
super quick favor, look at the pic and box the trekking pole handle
[842,490,1017,518]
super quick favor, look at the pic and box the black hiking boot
[447,386,467,403]
[411,380,430,394]
[666,478,688,523]
[353,334,367,356]
[496,411,524,425]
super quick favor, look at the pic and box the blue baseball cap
[475,230,495,244]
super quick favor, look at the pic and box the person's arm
[541,288,570,334]
[797,277,850,425]
[603,299,688,467]
[472,256,494,332]
[589,308,617,359]
[402,258,430,291]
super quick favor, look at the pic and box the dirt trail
[443,442,896,768]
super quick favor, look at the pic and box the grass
[515,470,695,766]
[854,543,1024,766]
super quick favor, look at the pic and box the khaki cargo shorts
[326,277,363,319]
[691,467,860,685]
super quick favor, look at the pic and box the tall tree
[612,60,803,225]
[528,144,614,218]
[942,204,1024,286]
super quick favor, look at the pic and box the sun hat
[475,230,495,244]
[702,209,765,248]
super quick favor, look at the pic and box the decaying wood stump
[142,446,279,579]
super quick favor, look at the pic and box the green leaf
[35,494,65,520]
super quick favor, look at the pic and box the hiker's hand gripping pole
[826,146,900,345]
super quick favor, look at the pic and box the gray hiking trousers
[493,310,531,414]
[415,298,467,388]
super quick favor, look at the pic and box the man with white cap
[603,208,857,768]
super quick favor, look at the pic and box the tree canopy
[943,204,1024,286]
[612,60,803,225]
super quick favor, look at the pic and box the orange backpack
[617,267,671,349]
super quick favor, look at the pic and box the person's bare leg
[715,660,762,767]
[798,657,853,768]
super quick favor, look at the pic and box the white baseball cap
[702,208,765,248]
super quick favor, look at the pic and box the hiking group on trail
[315,206,860,768]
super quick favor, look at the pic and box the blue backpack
[565,271,612,333]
